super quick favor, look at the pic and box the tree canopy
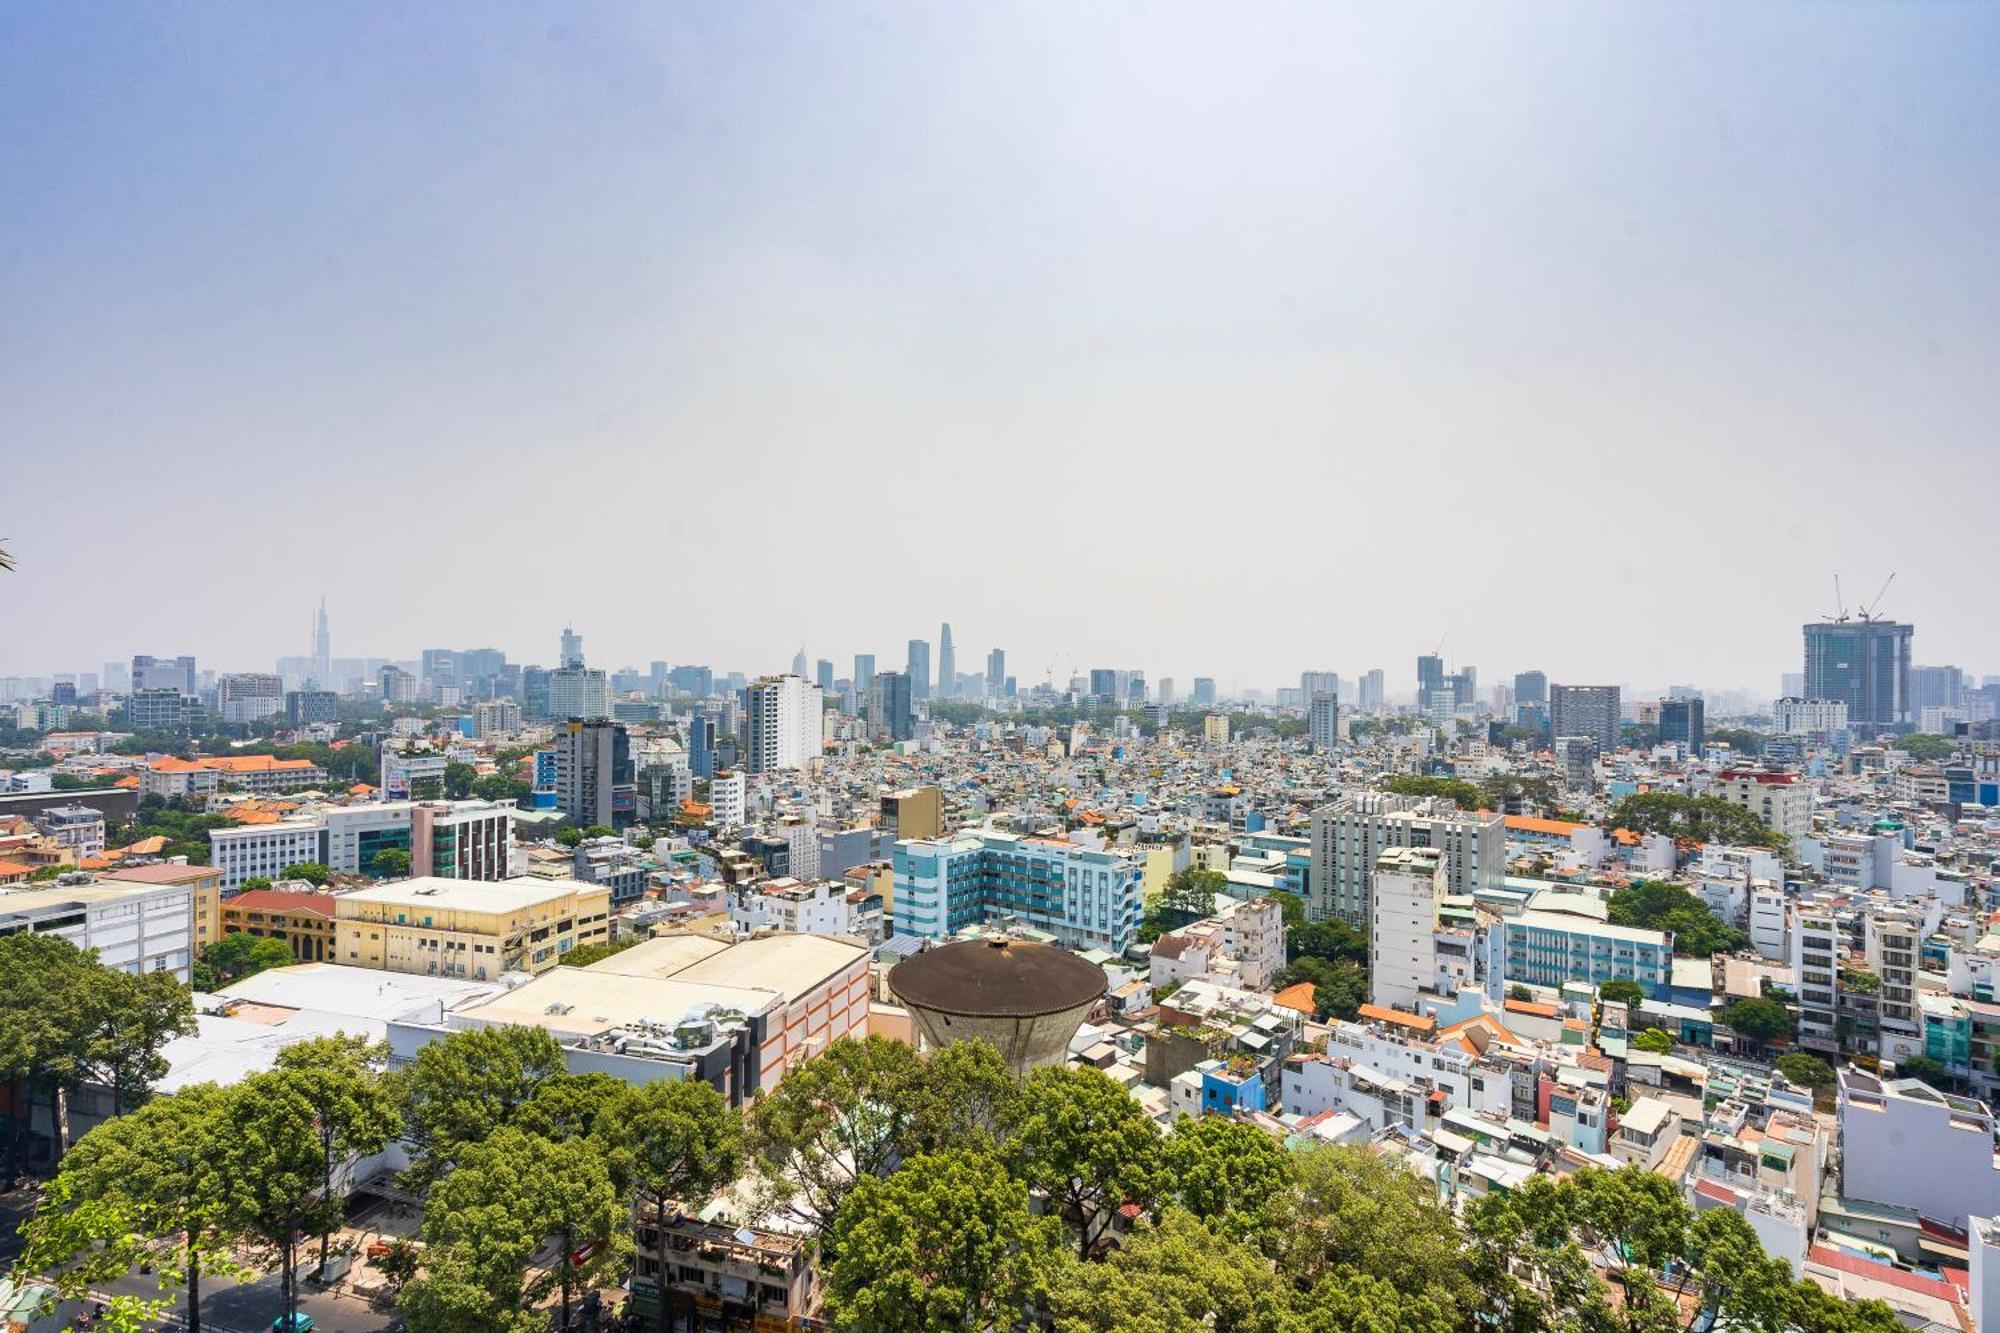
[1608,792,1786,852]
[1606,879,1748,957]
[1382,774,1485,809]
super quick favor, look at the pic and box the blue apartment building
[892,829,1145,954]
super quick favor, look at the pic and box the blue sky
[3,3,1995,693]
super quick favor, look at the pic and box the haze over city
[3,4,1996,685]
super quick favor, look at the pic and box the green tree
[394,1024,564,1186]
[1012,1065,1161,1260]
[1049,1208,1300,1333]
[1776,1052,1836,1090]
[1598,978,1645,1009]
[1480,772,1564,816]
[1893,733,1954,762]
[603,1079,744,1332]
[194,932,294,990]
[1607,879,1749,957]
[824,1150,1058,1332]
[1140,868,1228,941]
[1287,918,1368,966]
[513,1070,632,1159]
[1276,955,1367,1021]
[1507,983,1534,1002]
[557,935,642,968]
[272,1036,401,1276]
[1719,996,1792,1049]
[1633,1028,1675,1054]
[1708,727,1765,757]
[897,1038,1023,1158]
[238,875,273,891]
[1382,774,1484,809]
[582,824,616,840]
[278,860,333,886]
[0,933,194,1163]
[1608,792,1786,853]
[1159,1114,1293,1241]
[1270,1144,1473,1305]
[406,1128,628,1333]
[747,1035,923,1240]
[18,1082,240,1333]
[223,1068,348,1333]
[554,826,584,847]
[369,847,411,878]
[443,761,478,799]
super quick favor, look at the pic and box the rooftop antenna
[1858,572,1897,622]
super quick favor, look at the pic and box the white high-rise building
[549,665,610,720]
[745,674,824,773]
[1773,696,1849,736]
[1310,793,1503,927]
[1308,692,1341,752]
[1370,847,1447,1010]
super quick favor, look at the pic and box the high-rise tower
[937,624,956,702]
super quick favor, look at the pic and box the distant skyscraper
[548,665,611,719]
[1512,670,1548,706]
[1550,684,1621,753]
[870,670,914,742]
[1192,677,1217,708]
[1659,697,1706,751]
[130,654,196,694]
[1780,672,1806,699]
[1416,654,1445,697]
[560,626,585,669]
[686,713,716,779]
[1910,665,1964,714]
[1308,692,1341,752]
[937,625,955,703]
[853,654,876,696]
[1301,671,1340,705]
[815,659,835,692]
[1089,668,1118,699]
[1157,677,1175,707]
[986,649,1005,693]
[907,639,932,700]
[1803,619,1912,727]
[1359,669,1385,712]
[311,598,331,681]
[791,647,809,680]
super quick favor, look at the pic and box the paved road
[99,1269,400,1333]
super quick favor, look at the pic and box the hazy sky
[3,3,1996,696]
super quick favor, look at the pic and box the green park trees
[192,931,293,990]
[0,932,193,1166]
[1608,792,1788,853]
[1381,774,1484,809]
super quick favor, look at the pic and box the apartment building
[334,876,611,979]
[409,800,515,880]
[630,1203,816,1331]
[730,877,851,937]
[0,880,196,981]
[1309,792,1503,927]
[892,827,1144,953]
[1712,770,1813,843]
[1370,847,1447,1010]
[744,674,823,773]
[101,861,221,955]
[1839,1068,2000,1228]
[1501,891,1673,997]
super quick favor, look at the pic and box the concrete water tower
[888,938,1106,1076]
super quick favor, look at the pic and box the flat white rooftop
[336,875,602,914]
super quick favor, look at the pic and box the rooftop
[889,938,1107,1018]
[336,875,603,913]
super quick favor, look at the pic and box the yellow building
[334,876,610,980]
[1203,714,1231,744]
[103,862,223,953]
[220,888,338,963]
[880,786,943,842]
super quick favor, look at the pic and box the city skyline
[3,5,1996,685]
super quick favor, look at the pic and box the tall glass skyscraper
[1803,620,1912,727]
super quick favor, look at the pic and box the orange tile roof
[224,889,336,919]
[1505,998,1560,1018]
[1357,1003,1437,1034]
[118,836,169,856]
[0,858,38,878]
[148,757,207,773]
[113,776,140,789]
[1504,814,1588,837]
[1271,982,1318,1015]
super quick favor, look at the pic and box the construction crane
[1043,652,1075,687]
[1858,572,1897,622]
[1825,574,1848,624]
